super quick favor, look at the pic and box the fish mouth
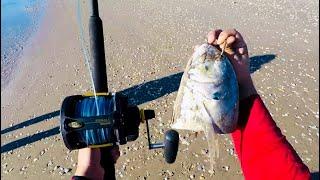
[205,44,224,61]
[203,51,223,62]
[195,44,223,62]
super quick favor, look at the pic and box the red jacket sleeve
[231,94,311,180]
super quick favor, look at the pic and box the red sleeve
[231,94,311,180]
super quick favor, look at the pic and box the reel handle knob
[164,129,179,164]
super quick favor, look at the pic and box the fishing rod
[60,0,180,179]
[88,0,108,93]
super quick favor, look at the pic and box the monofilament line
[76,0,100,114]
[219,41,227,59]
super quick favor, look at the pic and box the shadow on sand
[1,111,60,135]
[1,54,276,153]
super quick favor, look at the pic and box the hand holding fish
[207,29,257,99]
[171,29,310,179]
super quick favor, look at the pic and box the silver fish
[171,43,239,134]
[171,43,239,171]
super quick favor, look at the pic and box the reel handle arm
[141,109,179,163]
[150,143,164,149]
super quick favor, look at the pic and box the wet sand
[1,0,319,179]
[1,0,47,90]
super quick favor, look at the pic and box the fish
[171,43,239,171]
[171,43,239,134]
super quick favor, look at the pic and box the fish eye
[212,91,228,100]
[212,92,222,100]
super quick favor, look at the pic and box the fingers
[237,47,246,55]
[207,28,249,63]
[216,29,248,56]
[226,36,236,45]
[219,36,236,54]
[212,29,237,55]
[235,31,245,43]
[234,32,248,55]
[234,43,248,55]
[216,29,237,45]
[207,29,222,45]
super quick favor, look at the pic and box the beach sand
[1,0,319,179]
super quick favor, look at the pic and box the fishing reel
[60,92,179,163]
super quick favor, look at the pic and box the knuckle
[214,29,222,33]
[208,30,214,35]
[219,32,227,39]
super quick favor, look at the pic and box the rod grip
[100,146,116,180]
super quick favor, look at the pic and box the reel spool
[60,92,179,163]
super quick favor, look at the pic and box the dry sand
[1,0,319,179]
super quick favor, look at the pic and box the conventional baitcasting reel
[60,92,179,163]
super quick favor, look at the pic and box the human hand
[207,29,257,99]
[75,147,120,180]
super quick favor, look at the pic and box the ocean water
[1,0,47,87]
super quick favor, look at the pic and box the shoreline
[1,0,48,90]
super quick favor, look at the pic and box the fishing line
[76,0,100,114]
[219,41,227,59]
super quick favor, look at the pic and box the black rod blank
[89,0,99,16]
[89,0,108,93]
